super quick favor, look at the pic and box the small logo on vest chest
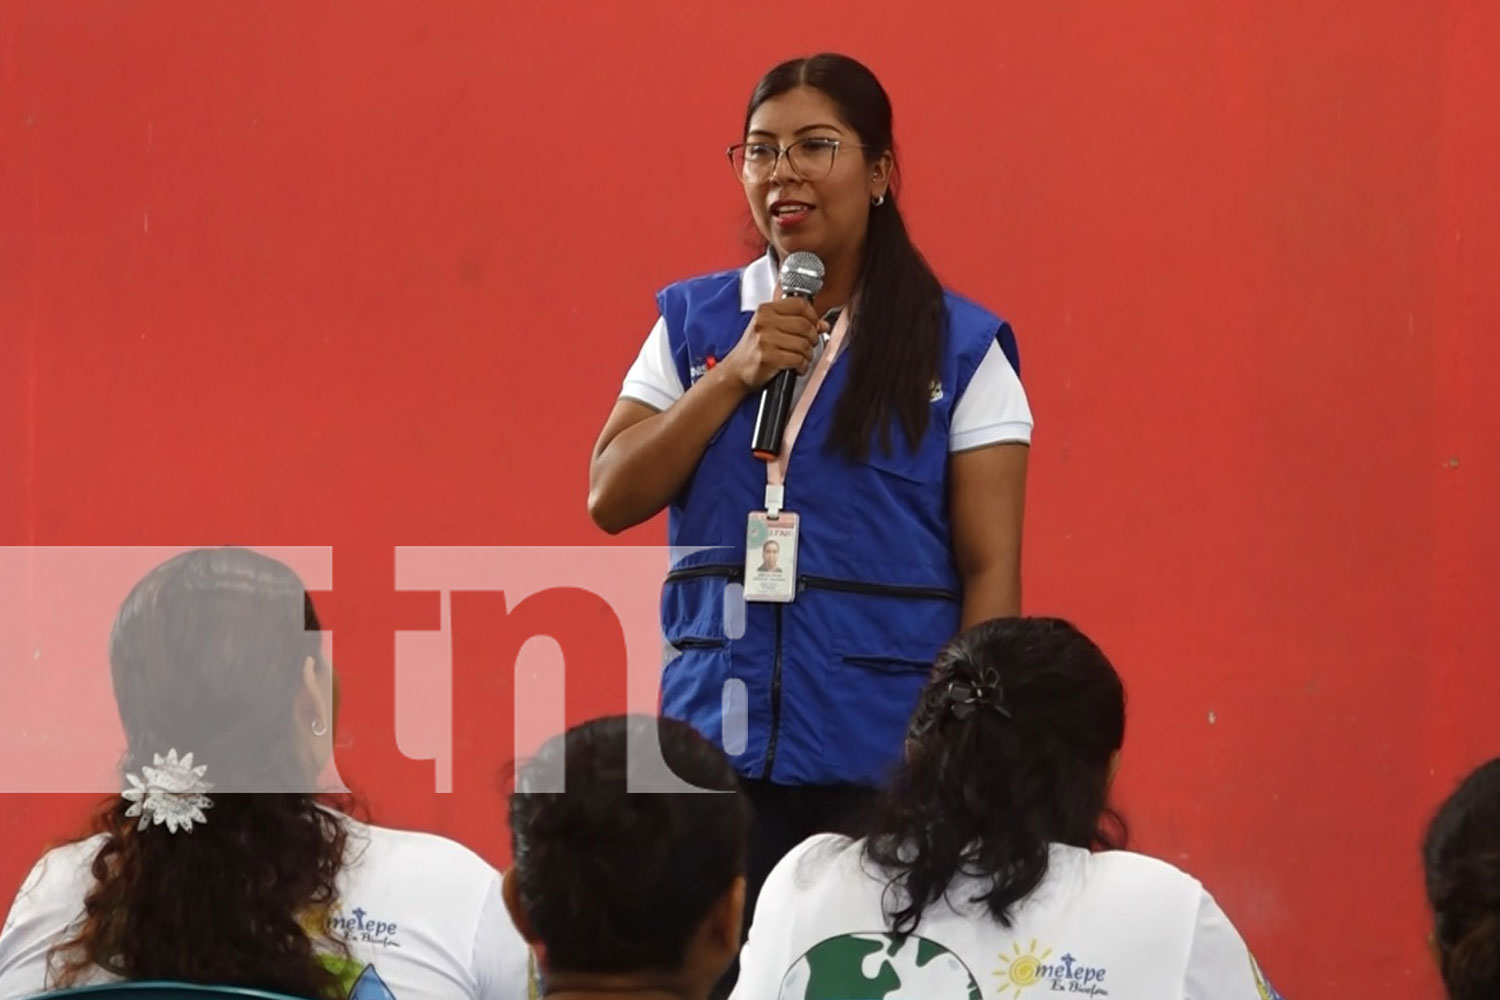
[690,353,718,385]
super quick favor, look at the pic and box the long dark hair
[1425,757,1500,1000]
[49,547,352,999]
[862,618,1128,935]
[745,53,945,463]
[508,714,749,976]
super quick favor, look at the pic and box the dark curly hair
[861,617,1128,935]
[1425,757,1500,1000]
[507,714,749,976]
[47,547,353,999]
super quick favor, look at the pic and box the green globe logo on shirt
[777,932,983,1000]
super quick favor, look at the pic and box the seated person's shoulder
[8,835,108,911]
[772,832,864,890]
[1084,847,1203,884]
[341,819,501,890]
[0,835,110,992]
[1068,846,1209,910]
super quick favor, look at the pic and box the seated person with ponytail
[730,617,1285,1000]
[1424,756,1500,1000]
[502,714,750,1000]
[0,547,533,1000]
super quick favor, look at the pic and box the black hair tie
[945,666,1012,722]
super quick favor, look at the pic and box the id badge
[744,511,799,603]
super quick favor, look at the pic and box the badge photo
[744,511,799,603]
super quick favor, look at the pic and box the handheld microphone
[752,251,825,461]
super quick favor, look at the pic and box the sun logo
[994,940,1052,995]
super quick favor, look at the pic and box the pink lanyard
[763,305,852,518]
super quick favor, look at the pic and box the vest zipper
[663,566,948,782]
[762,604,784,781]
[798,574,958,602]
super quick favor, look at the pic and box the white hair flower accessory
[122,749,213,834]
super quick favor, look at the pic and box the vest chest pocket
[832,636,941,674]
[857,375,956,486]
[861,433,945,486]
[821,636,938,782]
[677,393,757,522]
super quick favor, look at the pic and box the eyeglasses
[727,137,872,182]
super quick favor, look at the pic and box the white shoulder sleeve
[1182,890,1285,1000]
[949,339,1033,452]
[619,315,686,412]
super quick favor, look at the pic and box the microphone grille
[779,251,825,298]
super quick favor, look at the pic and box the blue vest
[655,262,1018,788]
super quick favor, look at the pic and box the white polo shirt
[621,255,1034,453]
[731,833,1284,1000]
[0,815,537,1000]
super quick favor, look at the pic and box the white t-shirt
[0,815,537,1000]
[731,833,1284,1000]
[621,256,1034,453]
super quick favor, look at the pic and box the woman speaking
[587,49,1031,964]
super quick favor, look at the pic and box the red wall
[3,2,1498,997]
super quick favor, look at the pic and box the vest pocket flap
[862,436,944,485]
[668,634,728,651]
[833,637,939,675]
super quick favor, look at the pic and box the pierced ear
[870,151,894,194]
[302,655,330,729]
